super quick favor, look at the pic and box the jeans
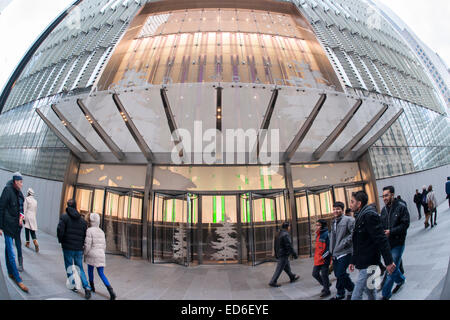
[312,264,330,292]
[333,254,355,297]
[351,267,377,300]
[4,235,21,283]
[25,228,37,241]
[88,265,111,287]
[62,250,91,290]
[269,256,296,284]
[416,204,422,219]
[382,245,406,299]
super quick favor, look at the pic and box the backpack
[422,192,428,206]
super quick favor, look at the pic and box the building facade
[0,0,449,266]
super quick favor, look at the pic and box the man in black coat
[380,186,410,300]
[0,172,28,293]
[413,189,422,220]
[269,222,300,287]
[57,199,92,299]
[349,191,395,300]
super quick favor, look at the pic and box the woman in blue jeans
[84,213,116,300]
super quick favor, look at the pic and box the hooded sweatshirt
[57,207,88,251]
[84,213,107,267]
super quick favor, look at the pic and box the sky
[0,0,449,92]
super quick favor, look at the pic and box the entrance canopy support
[312,99,363,161]
[76,99,125,161]
[338,104,389,160]
[257,88,279,157]
[50,104,100,160]
[112,93,154,162]
[354,109,404,159]
[284,94,327,162]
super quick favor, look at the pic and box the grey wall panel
[376,164,450,221]
[0,167,63,237]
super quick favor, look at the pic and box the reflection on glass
[75,189,93,217]
[295,192,310,256]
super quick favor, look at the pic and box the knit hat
[13,172,23,181]
[27,188,35,196]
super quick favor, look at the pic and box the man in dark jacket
[0,172,28,293]
[413,189,422,220]
[349,191,395,300]
[380,186,410,299]
[269,222,299,287]
[57,199,91,299]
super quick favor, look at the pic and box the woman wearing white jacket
[24,188,39,252]
[84,213,116,300]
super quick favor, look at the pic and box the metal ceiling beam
[312,99,363,160]
[160,88,185,159]
[112,93,154,162]
[76,99,125,161]
[354,109,404,160]
[50,104,100,160]
[338,104,389,159]
[257,88,279,157]
[284,94,327,162]
[35,108,84,160]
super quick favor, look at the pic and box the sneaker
[85,289,92,300]
[392,280,405,294]
[320,290,331,298]
[290,275,300,283]
[330,295,345,300]
[269,283,281,288]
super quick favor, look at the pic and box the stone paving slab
[1,203,449,300]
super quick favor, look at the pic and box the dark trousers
[14,231,22,259]
[312,264,330,292]
[416,204,422,219]
[25,228,37,241]
[431,208,437,225]
[270,256,295,284]
[333,254,354,297]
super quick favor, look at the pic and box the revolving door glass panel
[153,193,193,266]
[295,191,311,257]
[104,190,143,258]
[200,195,239,264]
[251,192,287,265]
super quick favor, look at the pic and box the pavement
[1,202,449,300]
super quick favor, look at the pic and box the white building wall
[0,168,63,236]
[376,164,450,221]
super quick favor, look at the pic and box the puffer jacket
[0,180,24,237]
[84,213,106,267]
[57,207,87,251]
[314,227,330,266]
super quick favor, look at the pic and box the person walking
[421,186,430,228]
[413,189,422,220]
[269,222,299,287]
[380,186,410,300]
[426,185,437,227]
[57,199,92,299]
[0,172,29,293]
[329,202,355,300]
[23,188,39,252]
[312,219,331,298]
[349,190,395,300]
[84,213,116,300]
[446,177,450,208]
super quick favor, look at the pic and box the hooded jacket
[84,213,106,267]
[24,194,38,231]
[57,207,88,251]
[0,180,25,237]
[380,198,410,249]
[314,227,330,266]
[330,215,355,258]
[351,204,393,270]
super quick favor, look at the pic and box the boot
[33,239,39,253]
[90,281,96,293]
[25,241,30,248]
[85,289,92,300]
[18,257,24,272]
[106,286,116,300]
